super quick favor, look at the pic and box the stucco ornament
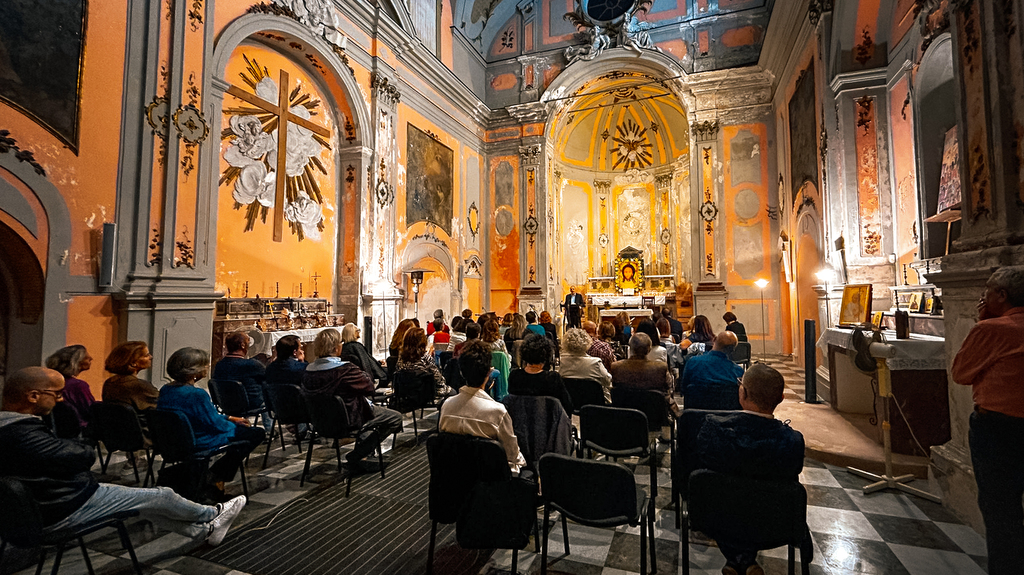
[284,192,323,241]
[563,0,658,66]
[233,162,276,207]
[273,0,344,46]
[224,116,274,166]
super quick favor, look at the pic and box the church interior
[1,0,1022,573]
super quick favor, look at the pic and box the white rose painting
[220,55,331,240]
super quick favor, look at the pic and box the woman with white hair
[339,323,387,385]
[45,345,96,433]
[556,328,612,403]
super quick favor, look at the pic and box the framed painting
[923,297,934,314]
[0,0,88,151]
[838,283,872,326]
[614,257,643,294]
[908,292,924,313]
[871,311,884,329]
[936,127,962,213]
[406,124,454,235]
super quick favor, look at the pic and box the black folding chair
[684,469,812,575]
[389,370,439,441]
[562,378,607,414]
[611,387,677,461]
[208,379,266,424]
[425,433,537,575]
[673,409,728,528]
[300,393,385,495]
[89,402,154,486]
[437,351,453,371]
[731,342,752,370]
[0,478,143,575]
[147,409,249,500]
[502,394,574,474]
[261,383,311,466]
[441,355,466,392]
[48,402,84,440]
[538,453,656,574]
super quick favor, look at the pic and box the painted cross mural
[221,55,332,242]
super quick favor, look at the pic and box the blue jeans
[970,409,1024,575]
[45,484,217,539]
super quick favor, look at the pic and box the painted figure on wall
[407,125,454,235]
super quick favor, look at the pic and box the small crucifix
[310,272,321,298]
[226,70,331,242]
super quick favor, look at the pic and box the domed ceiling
[551,71,688,172]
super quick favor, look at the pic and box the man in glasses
[0,366,246,546]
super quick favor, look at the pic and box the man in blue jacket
[0,367,245,546]
[680,331,743,410]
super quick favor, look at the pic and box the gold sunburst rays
[612,118,653,171]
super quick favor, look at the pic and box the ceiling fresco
[551,71,688,171]
[453,0,775,72]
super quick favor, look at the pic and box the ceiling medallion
[612,118,653,171]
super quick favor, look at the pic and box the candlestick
[299,283,303,298]
[275,282,279,298]
[244,281,249,298]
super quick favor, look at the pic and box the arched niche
[913,33,959,259]
[402,240,457,322]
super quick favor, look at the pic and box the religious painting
[923,296,935,314]
[788,65,818,204]
[0,0,87,150]
[936,127,962,213]
[407,124,454,235]
[908,291,924,313]
[615,256,644,294]
[220,54,332,241]
[871,311,884,329]
[838,283,872,326]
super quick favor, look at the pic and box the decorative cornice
[808,0,834,26]
[370,72,401,107]
[519,144,541,165]
[507,101,549,123]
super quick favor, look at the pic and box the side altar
[212,297,344,363]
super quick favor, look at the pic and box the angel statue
[564,25,612,66]
[620,15,658,55]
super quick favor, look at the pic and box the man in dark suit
[689,363,805,575]
[563,286,585,329]
[662,306,684,342]
[610,332,676,418]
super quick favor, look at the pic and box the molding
[758,0,810,94]
[829,68,889,94]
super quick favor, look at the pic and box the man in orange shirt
[952,266,1024,575]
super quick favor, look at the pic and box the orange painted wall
[215,44,339,299]
[489,156,521,315]
[889,76,920,282]
[723,124,771,287]
[65,295,119,398]
[0,0,128,277]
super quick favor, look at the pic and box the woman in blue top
[157,348,265,498]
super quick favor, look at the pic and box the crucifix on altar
[226,69,332,242]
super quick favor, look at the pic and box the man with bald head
[583,320,615,371]
[679,330,744,410]
[0,367,245,546]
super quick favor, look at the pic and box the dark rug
[194,442,494,575]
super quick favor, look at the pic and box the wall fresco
[406,124,454,235]
[787,65,818,204]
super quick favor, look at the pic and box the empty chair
[441,355,465,392]
[425,433,537,575]
[208,379,266,425]
[0,477,143,575]
[261,383,311,466]
[146,409,249,500]
[301,393,385,495]
[611,387,677,447]
[578,405,657,525]
[683,469,812,575]
[562,378,606,414]
[390,369,439,440]
[538,453,656,574]
[89,402,153,486]
[731,341,752,370]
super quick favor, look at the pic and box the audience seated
[0,367,246,547]
[525,311,546,337]
[503,313,528,347]
[302,328,403,466]
[631,320,668,363]
[499,312,513,337]
[438,340,526,473]
[340,323,387,384]
[396,327,453,399]
[264,335,310,439]
[426,309,449,336]
[557,328,612,403]
[723,311,748,342]
[689,363,805,575]
[212,332,269,431]
[388,319,419,359]
[611,333,678,418]
[583,321,616,371]
[447,316,467,351]
[45,345,96,434]
[428,318,451,352]
[682,315,715,351]
[539,311,559,356]
[598,320,627,361]
[157,348,265,500]
[507,334,573,416]
[680,331,743,410]
[483,319,509,354]
[662,306,684,343]
[102,341,159,412]
[453,322,482,357]
[615,311,633,345]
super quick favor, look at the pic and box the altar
[212,297,343,363]
[598,308,654,322]
[816,327,950,456]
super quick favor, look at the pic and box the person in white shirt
[557,328,613,402]
[446,316,467,351]
[438,339,525,472]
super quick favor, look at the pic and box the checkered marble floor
[5,383,987,575]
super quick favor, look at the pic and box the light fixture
[754,278,769,360]
[409,269,427,319]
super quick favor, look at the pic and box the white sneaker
[207,495,246,546]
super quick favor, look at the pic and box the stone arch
[402,240,457,322]
[0,155,74,375]
[913,33,957,259]
[793,183,824,359]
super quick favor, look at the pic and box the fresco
[0,0,86,149]
[406,124,455,235]
[936,127,962,213]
